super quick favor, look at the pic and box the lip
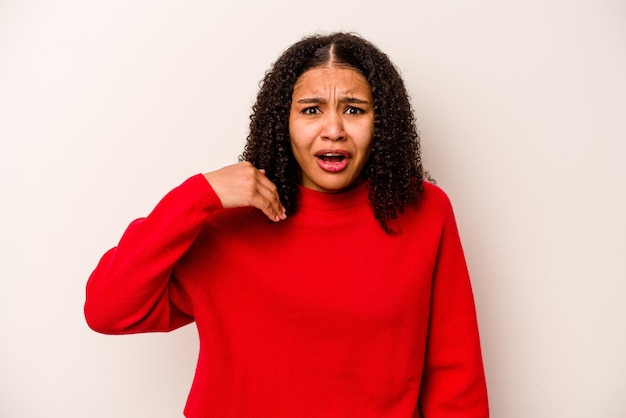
[314,149,352,173]
[314,149,351,158]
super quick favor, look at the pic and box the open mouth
[314,150,351,172]
[315,149,350,161]
[316,153,346,162]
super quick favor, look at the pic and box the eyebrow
[295,96,370,105]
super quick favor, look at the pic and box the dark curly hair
[241,32,424,233]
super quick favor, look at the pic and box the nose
[321,110,345,141]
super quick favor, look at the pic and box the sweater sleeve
[84,174,224,335]
[418,194,489,417]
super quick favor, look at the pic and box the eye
[344,106,364,115]
[302,107,321,115]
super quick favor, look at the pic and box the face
[289,66,374,193]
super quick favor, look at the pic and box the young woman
[85,32,489,417]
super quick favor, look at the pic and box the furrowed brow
[295,97,326,104]
[294,97,370,105]
[340,96,370,105]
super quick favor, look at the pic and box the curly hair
[241,32,424,233]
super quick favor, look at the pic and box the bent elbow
[84,299,123,334]
[83,289,140,334]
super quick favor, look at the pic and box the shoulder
[384,181,457,235]
[416,181,455,218]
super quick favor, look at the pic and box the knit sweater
[84,174,488,417]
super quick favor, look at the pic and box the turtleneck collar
[297,181,370,211]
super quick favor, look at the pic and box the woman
[85,32,489,417]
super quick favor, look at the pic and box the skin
[289,66,374,193]
[204,162,286,222]
[204,65,374,222]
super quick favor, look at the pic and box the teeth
[318,153,345,162]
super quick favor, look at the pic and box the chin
[315,177,363,193]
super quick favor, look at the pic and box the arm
[84,174,223,334]
[418,199,489,417]
[84,163,287,335]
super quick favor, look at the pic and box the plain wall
[1,0,624,417]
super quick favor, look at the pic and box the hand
[203,162,287,222]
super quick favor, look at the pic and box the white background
[1,1,624,417]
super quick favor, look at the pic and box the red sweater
[85,174,488,417]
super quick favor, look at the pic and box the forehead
[292,66,372,96]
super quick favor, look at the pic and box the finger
[248,187,282,222]
[254,170,286,220]
[253,183,286,222]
